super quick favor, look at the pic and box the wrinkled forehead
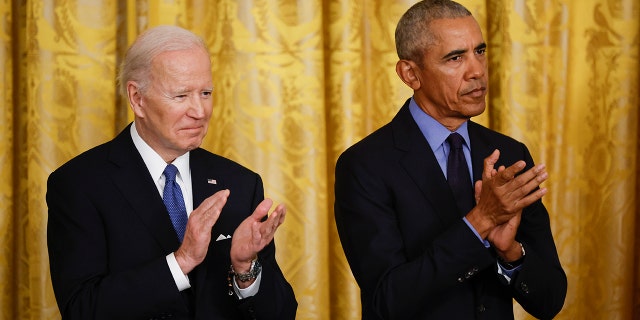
[148,48,213,89]
[426,16,484,49]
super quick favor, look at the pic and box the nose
[466,55,486,80]
[187,96,209,119]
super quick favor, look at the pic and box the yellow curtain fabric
[1,0,638,319]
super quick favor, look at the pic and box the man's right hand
[174,189,229,274]
[466,149,548,239]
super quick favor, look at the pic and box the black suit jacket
[335,100,567,320]
[47,124,297,320]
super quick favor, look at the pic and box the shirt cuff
[497,261,522,284]
[233,269,262,299]
[462,217,490,248]
[166,253,191,291]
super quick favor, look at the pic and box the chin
[178,137,204,152]
[187,141,204,151]
[466,104,486,117]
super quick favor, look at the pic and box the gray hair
[117,25,208,97]
[395,0,472,66]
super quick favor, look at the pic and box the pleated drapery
[1,1,638,319]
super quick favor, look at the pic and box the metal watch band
[231,259,262,282]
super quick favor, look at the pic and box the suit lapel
[188,149,225,298]
[468,121,499,183]
[393,102,460,224]
[189,149,224,208]
[108,125,181,253]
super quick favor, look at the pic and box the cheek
[451,77,467,98]
[440,80,461,100]
[432,72,460,94]
[151,112,183,137]
[156,112,177,128]
[204,104,213,117]
[144,98,173,120]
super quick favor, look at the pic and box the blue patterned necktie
[163,164,188,242]
[446,133,474,216]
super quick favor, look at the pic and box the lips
[462,87,486,97]
[179,125,206,135]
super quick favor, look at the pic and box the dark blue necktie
[447,133,474,216]
[163,164,188,242]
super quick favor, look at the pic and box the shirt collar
[408,97,471,150]
[130,122,190,182]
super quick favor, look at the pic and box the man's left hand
[230,198,286,287]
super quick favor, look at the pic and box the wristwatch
[231,259,262,282]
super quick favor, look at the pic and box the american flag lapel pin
[207,179,217,185]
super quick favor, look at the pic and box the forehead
[151,47,212,85]
[426,16,484,54]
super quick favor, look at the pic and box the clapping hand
[230,198,287,287]
[468,149,548,256]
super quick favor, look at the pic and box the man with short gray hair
[335,1,567,319]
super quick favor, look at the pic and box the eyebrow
[441,42,487,60]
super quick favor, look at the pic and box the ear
[395,60,422,90]
[127,81,145,118]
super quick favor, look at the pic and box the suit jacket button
[477,304,486,312]
[457,277,464,282]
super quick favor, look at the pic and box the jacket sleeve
[46,169,187,320]
[507,144,567,319]
[233,174,298,320]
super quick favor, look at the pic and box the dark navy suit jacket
[47,124,297,319]
[335,99,566,319]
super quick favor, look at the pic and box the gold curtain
[1,0,638,319]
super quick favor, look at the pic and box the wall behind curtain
[0,0,638,319]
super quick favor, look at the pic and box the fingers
[195,189,230,216]
[230,200,287,265]
[177,189,230,273]
[250,199,286,229]
[188,189,229,229]
[256,203,286,241]
[250,198,275,221]
[514,186,548,210]
[495,160,526,184]
[519,164,547,192]
[508,164,547,196]
[482,149,500,179]
[476,154,548,220]
[262,203,286,235]
[500,163,548,211]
